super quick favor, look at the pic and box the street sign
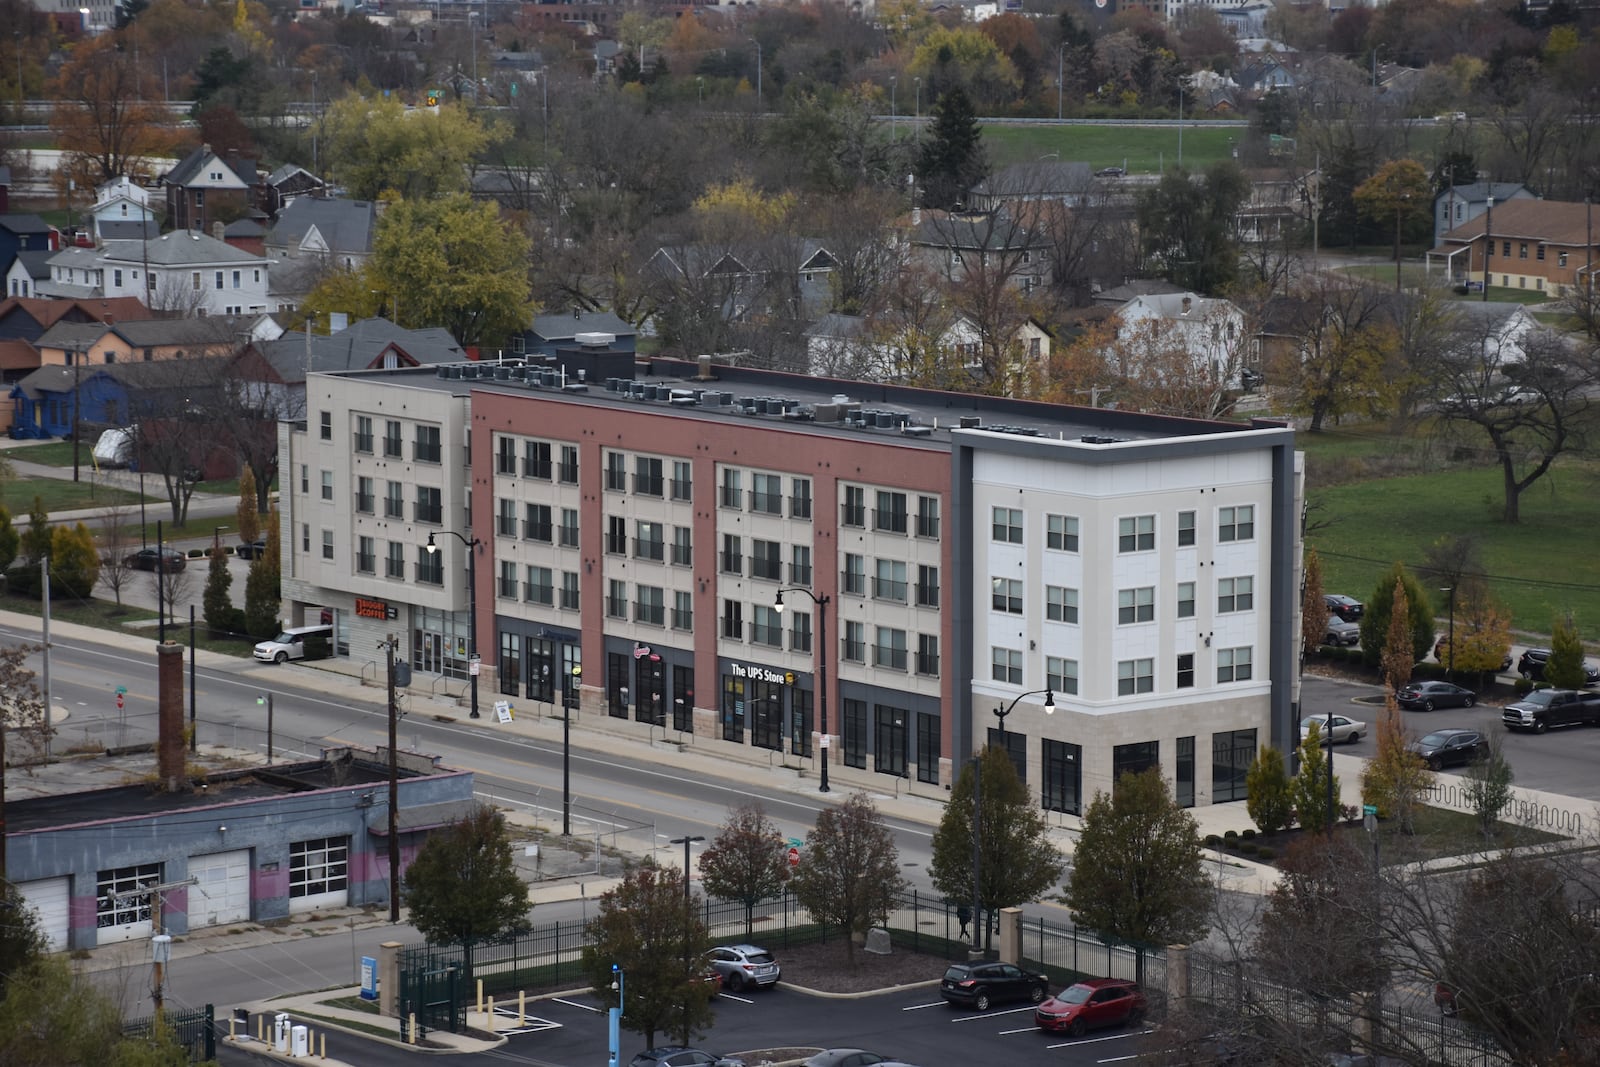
[787,846,800,867]
[469,654,481,677]
[116,693,124,710]
[1363,804,1378,816]
[115,685,128,695]
[819,734,831,749]
[634,645,652,659]
[1364,814,1378,833]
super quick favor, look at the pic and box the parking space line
[1045,1028,1154,1050]
[950,1006,1036,1022]
[717,992,755,1005]
[998,1025,1040,1035]
[901,1001,946,1011]
[550,997,601,1013]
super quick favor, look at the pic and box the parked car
[1094,166,1126,178]
[235,539,269,560]
[705,944,780,992]
[939,961,1049,1011]
[1300,715,1365,745]
[1239,367,1265,392]
[1323,615,1361,647]
[124,547,187,572]
[629,1049,745,1067]
[1395,681,1478,711]
[801,1052,886,1067]
[1034,978,1147,1036]
[1434,981,1462,1016]
[1502,689,1600,733]
[1434,638,1512,673]
[1516,648,1600,686]
[1406,728,1488,770]
[1324,594,1364,622]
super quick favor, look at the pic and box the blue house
[9,356,229,439]
[519,308,636,360]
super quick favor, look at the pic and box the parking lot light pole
[1441,586,1456,681]
[424,530,481,718]
[563,664,581,835]
[669,835,704,902]
[774,588,830,792]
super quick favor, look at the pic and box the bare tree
[1269,275,1393,432]
[0,641,54,873]
[125,358,231,526]
[95,501,135,610]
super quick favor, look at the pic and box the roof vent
[958,416,981,429]
[903,425,933,437]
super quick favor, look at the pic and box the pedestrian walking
[956,904,972,939]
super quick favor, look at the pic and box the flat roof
[320,356,1288,452]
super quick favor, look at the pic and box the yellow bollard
[487,995,495,1030]
[476,978,484,1013]
[258,1016,265,1042]
[518,990,526,1026]
[229,1016,235,1039]
[320,1033,326,1059]
[408,1013,417,1045]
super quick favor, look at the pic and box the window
[522,566,553,605]
[1218,505,1254,542]
[1118,586,1155,624]
[355,476,374,513]
[356,536,375,573]
[498,437,520,476]
[1118,658,1154,695]
[605,451,626,492]
[721,534,743,574]
[113,268,123,287]
[751,604,782,646]
[1113,742,1159,785]
[1537,243,1546,261]
[354,416,373,453]
[991,577,1022,614]
[1177,652,1195,689]
[991,647,1022,685]
[561,571,580,610]
[321,529,334,560]
[751,473,783,514]
[1046,514,1079,551]
[1176,736,1195,808]
[1518,242,1528,260]
[790,545,812,586]
[414,486,442,524]
[1119,515,1155,552]
[917,714,941,784]
[671,460,692,501]
[320,470,333,501]
[559,444,579,484]
[607,580,628,618]
[842,553,865,595]
[497,498,517,537]
[635,585,665,625]
[789,610,811,652]
[634,521,664,561]
[672,590,692,630]
[525,504,553,542]
[1178,510,1196,546]
[414,425,441,463]
[214,270,224,290]
[498,561,518,598]
[524,440,552,479]
[751,539,781,580]
[873,627,907,670]
[875,559,908,602]
[1047,656,1079,694]
[1046,585,1078,623]
[841,485,865,526]
[874,705,908,777]
[302,524,309,552]
[916,565,940,607]
[1218,576,1254,613]
[1178,582,1195,619]
[721,468,742,509]
[319,411,332,440]
[192,271,201,291]
[917,633,939,676]
[790,478,812,519]
[1218,646,1253,683]
[722,599,743,639]
[1212,729,1256,803]
[290,838,348,900]
[383,420,402,458]
[672,526,692,566]
[633,456,663,496]
[874,490,907,533]
[386,541,405,578]
[1043,740,1082,815]
[416,546,443,584]
[842,620,865,662]
[992,506,1023,543]
[560,509,579,548]
[843,699,867,769]
[916,495,940,538]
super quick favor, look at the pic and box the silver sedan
[1300,714,1366,745]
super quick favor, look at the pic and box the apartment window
[751,473,783,514]
[634,456,663,496]
[751,604,782,646]
[916,564,939,607]
[1218,576,1254,613]
[1117,658,1154,695]
[1213,729,1257,803]
[355,476,374,514]
[414,486,442,525]
[721,468,742,509]
[1559,251,1569,267]
[874,490,907,533]
[790,477,812,519]
[1118,586,1155,624]
[496,436,516,475]
[302,524,310,552]
[214,270,224,290]
[790,547,812,588]
[722,599,743,639]
[842,620,865,663]
[560,508,579,547]
[300,465,308,494]
[524,440,552,479]
[605,451,626,492]
[873,627,908,670]
[842,553,865,595]
[672,525,692,566]
[841,485,865,527]
[1218,646,1253,683]
[113,268,123,287]
[789,610,811,653]
[319,411,332,440]
[1518,242,1527,259]
[607,580,627,619]
[991,646,1022,685]
[497,498,517,537]
[991,576,1023,614]
[1177,652,1195,689]
[992,506,1023,544]
[520,566,552,605]
[749,538,781,580]
[1046,513,1079,551]
[1043,740,1082,815]
[842,699,867,770]
[672,590,693,631]
[525,504,553,542]
[498,561,517,599]
[386,541,405,578]
[559,444,578,484]
[1176,735,1195,808]
[321,529,334,560]
[561,571,580,611]
[1536,243,1546,261]
[320,470,333,501]
[1119,515,1155,552]
[354,416,373,453]
[414,425,441,463]
[635,585,665,626]
[606,515,626,555]
[356,536,375,574]
[721,534,743,574]
[875,559,908,602]
[671,460,692,501]
[874,705,908,777]
[1047,656,1079,695]
[1178,581,1195,619]
[916,495,940,538]
[1218,505,1255,542]
[1113,741,1160,785]
[634,521,664,561]
[1037,585,1075,624]
[383,420,402,457]
[917,714,941,784]
[1178,510,1196,547]
[416,546,443,585]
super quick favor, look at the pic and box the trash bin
[290,1024,309,1057]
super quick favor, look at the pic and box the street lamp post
[1441,586,1456,681]
[563,664,581,835]
[991,687,1054,772]
[1395,192,1410,292]
[425,530,481,719]
[915,76,921,124]
[973,688,1054,952]
[607,963,624,1067]
[774,588,831,792]
[669,835,705,901]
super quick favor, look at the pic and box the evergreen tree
[243,558,280,640]
[1245,746,1293,833]
[1358,561,1433,669]
[1301,545,1325,656]
[1292,722,1340,833]
[915,87,988,210]
[0,506,18,571]
[20,496,49,564]
[47,523,100,600]
[1545,612,1587,690]
[203,542,235,636]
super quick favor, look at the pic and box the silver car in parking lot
[706,944,780,991]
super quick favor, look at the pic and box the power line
[1313,547,1600,593]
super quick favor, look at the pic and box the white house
[89,177,155,238]
[803,311,1050,386]
[41,230,270,318]
[1113,292,1249,388]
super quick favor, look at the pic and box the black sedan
[1406,729,1488,770]
[124,547,187,572]
[939,961,1048,1011]
[1395,681,1477,711]
[235,539,269,560]
[1324,594,1363,622]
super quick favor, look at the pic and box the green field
[1300,428,1600,644]
[982,123,1241,174]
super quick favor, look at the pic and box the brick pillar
[1166,943,1191,1014]
[379,940,403,1018]
[997,906,1022,964]
[157,641,184,790]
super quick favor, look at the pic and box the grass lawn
[1225,803,1567,867]
[1300,427,1600,642]
[0,587,158,628]
[0,478,146,514]
[983,123,1240,174]
[1,441,95,467]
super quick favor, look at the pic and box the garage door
[17,877,70,952]
[188,849,251,928]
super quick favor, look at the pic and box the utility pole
[189,605,196,754]
[41,553,51,763]
[382,633,401,922]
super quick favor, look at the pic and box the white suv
[706,944,780,992]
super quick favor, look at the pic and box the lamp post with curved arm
[971,687,1054,951]
[774,587,830,792]
[425,529,482,719]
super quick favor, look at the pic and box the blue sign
[359,956,378,1000]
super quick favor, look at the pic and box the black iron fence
[122,1003,215,1062]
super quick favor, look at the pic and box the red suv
[1034,978,1147,1036]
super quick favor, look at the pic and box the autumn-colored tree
[1301,545,1326,657]
[0,640,54,872]
[320,92,495,201]
[788,793,907,964]
[1269,276,1394,432]
[697,803,789,939]
[906,25,1022,113]
[1362,699,1433,835]
[49,35,179,188]
[236,468,260,544]
[1291,721,1339,834]
[47,523,100,601]
[1381,579,1414,692]
[1352,158,1433,271]
[19,496,49,564]
[1442,583,1512,684]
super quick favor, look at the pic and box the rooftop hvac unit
[575,332,616,347]
[958,416,981,429]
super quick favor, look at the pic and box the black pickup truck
[1502,689,1600,733]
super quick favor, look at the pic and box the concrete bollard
[320,1032,326,1059]
[258,1016,265,1042]
[408,1013,417,1045]
[476,978,484,1013]
[518,990,526,1026]
[487,995,495,1029]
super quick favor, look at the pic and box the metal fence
[122,1003,215,1063]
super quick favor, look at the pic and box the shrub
[1241,828,1257,840]
[1223,829,1238,839]
[1204,834,1222,847]
[1239,843,1259,856]
[1514,677,1535,695]
[1256,847,1275,862]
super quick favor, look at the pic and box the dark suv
[939,961,1049,1011]
[1324,594,1363,622]
[1516,648,1600,685]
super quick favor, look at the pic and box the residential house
[0,214,56,276]
[96,220,159,242]
[909,211,1051,293]
[967,161,1095,212]
[803,310,1050,384]
[261,164,326,215]
[0,295,153,345]
[1093,279,1188,308]
[42,230,271,318]
[221,218,266,257]
[1427,198,1600,296]
[519,309,638,359]
[1113,291,1251,388]
[89,177,156,240]
[9,356,232,439]
[1235,55,1296,94]
[1216,2,1275,37]
[162,144,260,233]
[1237,167,1316,244]
[1444,302,1542,369]
[33,315,278,369]
[1432,181,1536,245]
[264,196,377,305]
[6,250,52,298]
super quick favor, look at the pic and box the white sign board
[494,700,513,723]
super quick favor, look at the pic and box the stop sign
[787,846,800,867]
[116,693,124,710]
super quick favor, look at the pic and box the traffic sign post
[787,846,800,868]
[116,693,124,710]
